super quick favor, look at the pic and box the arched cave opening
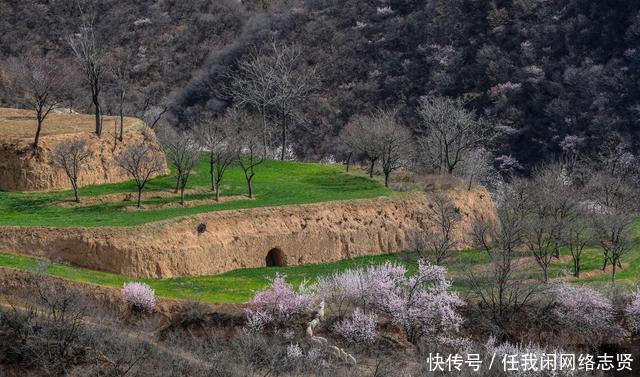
[265,248,286,267]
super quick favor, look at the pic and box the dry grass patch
[120,195,253,211]
[0,107,143,139]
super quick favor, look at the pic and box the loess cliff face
[0,109,167,192]
[0,189,497,278]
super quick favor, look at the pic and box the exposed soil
[553,262,630,282]
[0,188,498,278]
[120,195,253,210]
[0,107,141,139]
[0,108,168,192]
[55,188,251,209]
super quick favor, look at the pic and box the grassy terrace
[0,158,391,227]
[1,236,638,304]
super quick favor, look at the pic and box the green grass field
[1,238,637,304]
[0,158,391,227]
[0,155,637,304]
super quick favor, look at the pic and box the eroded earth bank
[0,188,496,278]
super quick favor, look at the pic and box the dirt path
[55,187,252,209]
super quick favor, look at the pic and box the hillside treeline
[1,0,639,169]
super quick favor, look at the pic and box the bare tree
[420,194,462,265]
[69,20,105,137]
[458,147,496,191]
[377,111,413,187]
[228,43,319,160]
[117,142,165,207]
[270,43,320,160]
[131,86,169,130]
[143,103,169,130]
[196,110,240,202]
[51,139,92,203]
[161,128,200,206]
[3,54,68,149]
[564,215,590,278]
[109,48,130,142]
[592,211,635,283]
[468,182,538,340]
[233,110,265,198]
[194,112,225,191]
[341,109,412,185]
[341,114,382,178]
[227,47,278,156]
[522,165,576,283]
[417,96,493,174]
[585,170,638,282]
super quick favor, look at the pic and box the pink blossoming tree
[245,274,313,331]
[332,308,378,346]
[547,284,616,345]
[315,261,463,345]
[122,282,156,313]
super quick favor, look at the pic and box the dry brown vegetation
[0,107,142,140]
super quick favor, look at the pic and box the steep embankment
[0,188,497,278]
[0,108,167,192]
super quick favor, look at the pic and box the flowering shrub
[245,274,312,330]
[548,284,615,344]
[122,282,156,312]
[627,290,640,333]
[379,262,464,344]
[332,308,378,345]
[315,261,463,344]
[313,262,406,315]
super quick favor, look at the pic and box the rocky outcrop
[0,115,167,192]
[0,189,497,278]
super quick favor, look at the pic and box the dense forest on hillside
[1,0,639,169]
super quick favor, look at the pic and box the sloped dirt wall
[0,189,497,278]
[0,125,167,192]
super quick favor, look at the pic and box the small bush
[332,308,378,346]
[122,282,156,313]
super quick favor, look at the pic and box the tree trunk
[467,176,473,191]
[174,176,180,193]
[280,106,287,161]
[247,177,253,198]
[34,116,43,149]
[611,262,617,283]
[119,99,124,142]
[94,104,101,136]
[210,153,216,191]
[215,183,220,202]
[261,107,268,158]
[368,159,375,178]
[72,181,80,203]
[543,267,548,284]
[180,186,185,206]
[346,152,352,172]
[384,171,390,187]
[136,189,142,208]
[574,257,580,278]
